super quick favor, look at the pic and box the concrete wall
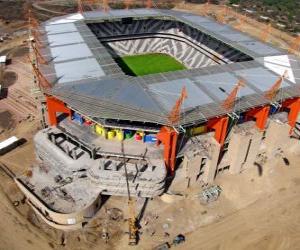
[226,121,263,174]
[263,113,291,157]
[182,133,220,186]
[15,178,101,231]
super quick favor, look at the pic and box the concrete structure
[181,133,220,186]
[227,121,263,174]
[264,113,292,157]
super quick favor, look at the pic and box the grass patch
[115,53,186,76]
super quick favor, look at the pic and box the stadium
[15,8,300,229]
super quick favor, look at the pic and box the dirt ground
[0,2,300,250]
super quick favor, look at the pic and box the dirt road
[0,184,53,250]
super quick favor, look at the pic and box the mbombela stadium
[15,8,300,229]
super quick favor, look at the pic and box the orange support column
[282,98,300,133]
[207,116,229,146]
[245,106,270,131]
[46,96,72,126]
[156,126,178,174]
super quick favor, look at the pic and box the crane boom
[222,79,245,111]
[168,86,188,125]
[31,42,48,65]
[265,70,288,101]
[29,58,51,89]
[121,141,138,246]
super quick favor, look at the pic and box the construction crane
[168,86,188,125]
[28,57,52,89]
[31,42,48,65]
[121,141,138,246]
[265,70,288,101]
[222,79,245,111]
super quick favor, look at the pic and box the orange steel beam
[222,79,245,111]
[245,106,270,131]
[265,70,288,101]
[168,86,188,125]
[46,96,72,126]
[282,98,300,133]
[207,116,229,146]
[156,126,178,174]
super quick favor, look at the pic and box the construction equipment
[31,42,48,65]
[28,58,52,89]
[199,185,222,204]
[172,234,186,246]
[168,86,188,125]
[121,141,138,246]
[222,79,245,111]
[265,70,288,101]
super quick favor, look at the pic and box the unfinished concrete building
[15,8,300,229]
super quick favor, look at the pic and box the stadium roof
[39,9,300,127]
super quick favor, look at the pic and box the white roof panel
[54,58,105,84]
[148,78,213,111]
[45,23,77,34]
[50,43,93,62]
[195,72,255,100]
[235,67,290,91]
[48,32,84,47]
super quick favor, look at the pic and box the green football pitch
[115,53,186,76]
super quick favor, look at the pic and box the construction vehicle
[121,141,138,246]
[153,234,185,249]
[199,185,222,204]
[172,234,185,246]
[153,242,170,250]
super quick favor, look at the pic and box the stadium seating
[88,19,252,69]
